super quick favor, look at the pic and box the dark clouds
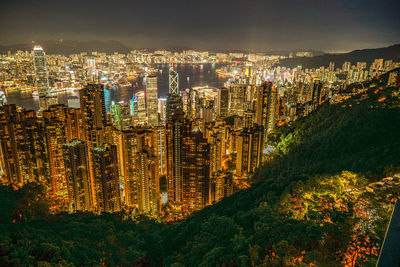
[1,0,399,51]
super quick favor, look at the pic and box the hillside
[278,44,400,69]
[0,40,132,55]
[1,70,400,266]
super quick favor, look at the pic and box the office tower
[166,108,190,214]
[229,84,246,116]
[146,76,159,126]
[63,140,92,212]
[23,115,49,185]
[80,83,108,205]
[153,126,167,176]
[166,68,182,121]
[169,67,179,94]
[158,98,167,123]
[133,91,147,125]
[166,94,183,121]
[45,120,67,199]
[181,126,211,214]
[66,108,83,141]
[33,46,51,111]
[117,130,138,207]
[311,80,322,108]
[80,84,107,148]
[0,107,48,186]
[217,87,229,117]
[210,171,233,204]
[110,101,132,131]
[236,125,264,177]
[91,144,121,213]
[136,143,160,216]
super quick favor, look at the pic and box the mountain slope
[278,44,400,69]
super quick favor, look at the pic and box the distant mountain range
[278,44,400,69]
[0,40,133,55]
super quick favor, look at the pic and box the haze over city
[1,0,400,52]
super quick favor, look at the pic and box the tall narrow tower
[33,46,51,111]
[146,75,159,126]
[168,67,179,94]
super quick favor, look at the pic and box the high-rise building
[63,139,92,212]
[44,119,67,199]
[91,144,121,213]
[146,76,159,126]
[80,84,108,204]
[217,87,229,117]
[136,146,160,216]
[236,125,264,177]
[169,67,179,95]
[229,84,246,116]
[181,126,210,214]
[133,91,147,125]
[33,46,51,111]
[166,68,182,121]
[166,108,190,213]
[0,105,42,185]
[158,98,167,123]
[166,109,211,217]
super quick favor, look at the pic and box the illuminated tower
[80,84,108,148]
[166,108,189,213]
[45,120,67,199]
[229,84,246,116]
[236,125,264,177]
[166,68,182,121]
[91,144,121,213]
[136,146,160,216]
[63,139,92,212]
[217,87,229,117]
[32,46,51,111]
[181,126,210,214]
[146,75,159,126]
[0,105,29,184]
[169,67,179,94]
[133,91,147,125]
[118,130,139,207]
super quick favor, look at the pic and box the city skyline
[1,0,400,52]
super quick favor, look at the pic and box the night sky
[1,0,400,52]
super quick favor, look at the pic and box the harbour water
[5,63,228,111]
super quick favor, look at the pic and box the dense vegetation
[1,72,400,266]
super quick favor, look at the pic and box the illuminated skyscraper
[91,144,121,213]
[169,67,179,94]
[80,84,108,148]
[166,108,189,213]
[217,87,229,117]
[136,145,160,216]
[181,126,210,214]
[146,75,159,126]
[134,91,147,125]
[166,68,182,121]
[229,84,246,116]
[236,125,264,177]
[33,46,51,111]
[63,139,92,212]
[0,106,49,185]
[44,120,67,199]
